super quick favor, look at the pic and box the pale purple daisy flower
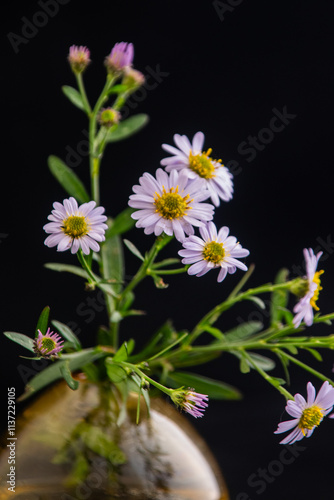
[179,221,249,282]
[68,45,91,73]
[292,248,324,328]
[128,168,214,242]
[44,197,108,255]
[105,42,134,73]
[33,328,64,359]
[274,381,334,444]
[171,388,209,418]
[161,131,233,207]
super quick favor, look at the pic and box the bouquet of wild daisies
[5,42,334,445]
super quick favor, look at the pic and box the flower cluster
[129,132,250,283]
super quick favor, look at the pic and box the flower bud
[68,45,91,74]
[104,42,134,75]
[98,107,121,128]
[122,67,145,92]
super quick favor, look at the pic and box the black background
[2,1,334,498]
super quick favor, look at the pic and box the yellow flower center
[202,241,225,265]
[298,405,324,434]
[41,337,56,352]
[63,215,88,238]
[310,270,324,310]
[189,149,221,179]
[154,186,192,220]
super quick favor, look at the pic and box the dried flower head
[33,328,64,359]
[171,388,209,418]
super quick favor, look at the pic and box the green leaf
[44,263,117,297]
[233,351,276,372]
[60,361,79,390]
[168,371,242,400]
[47,155,90,204]
[18,348,105,401]
[51,320,81,351]
[123,238,144,261]
[245,296,266,309]
[270,268,290,326]
[306,348,323,361]
[3,332,35,352]
[105,114,149,143]
[113,340,134,362]
[100,222,124,318]
[62,85,86,111]
[35,305,50,337]
[108,84,129,94]
[105,358,128,383]
[80,424,126,463]
[239,356,251,373]
[223,321,263,342]
[105,208,136,239]
[201,325,224,340]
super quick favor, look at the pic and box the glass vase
[0,379,229,499]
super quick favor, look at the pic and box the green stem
[276,350,334,386]
[121,362,172,397]
[89,74,117,204]
[75,73,91,114]
[76,249,98,286]
[187,281,293,345]
[117,235,173,305]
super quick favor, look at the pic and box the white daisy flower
[178,221,249,282]
[292,248,324,328]
[274,381,334,445]
[128,168,215,242]
[43,197,108,255]
[160,131,233,207]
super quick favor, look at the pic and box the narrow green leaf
[113,341,132,362]
[248,352,276,371]
[168,371,242,400]
[270,268,290,326]
[51,320,81,350]
[60,361,79,390]
[107,84,129,94]
[62,85,86,111]
[130,373,150,417]
[105,359,127,383]
[3,332,34,352]
[306,348,323,362]
[105,208,136,239]
[239,356,251,373]
[47,155,90,204]
[245,296,266,309]
[234,350,275,372]
[35,305,50,337]
[123,238,144,261]
[105,114,149,143]
[18,348,105,401]
[100,222,124,315]
[44,263,117,297]
[223,321,263,342]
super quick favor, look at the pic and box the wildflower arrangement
[5,42,334,451]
